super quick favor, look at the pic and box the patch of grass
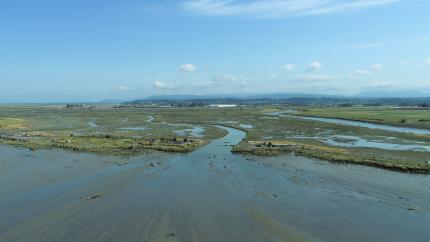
[0,133,204,155]
[0,118,26,129]
[233,140,430,174]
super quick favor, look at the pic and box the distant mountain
[354,90,430,98]
[146,95,223,100]
[144,93,342,101]
[121,92,430,106]
[245,93,343,99]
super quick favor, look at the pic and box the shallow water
[88,121,98,128]
[268,112,430,135]
[174,126,205,137]
[1,126,430,241]
[147,115,155,123]
[239,124,254,129]
[293,135,430,153]
[119,126,148,131]
[322,135,430,152]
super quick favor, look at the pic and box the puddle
[293,135,430,153]
[220,121,238,124]
[174,126,205,137]
[119,127,148,131]
[323,135,430,152]
[88,122,98,128]
[239,124,254,129]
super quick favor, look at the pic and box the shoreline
[232,141,430,174]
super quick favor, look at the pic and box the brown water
[1,126,430,242]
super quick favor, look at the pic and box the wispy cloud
[153,80,176,89]
[345,64,383,79]
[370,64,383,70]
[213,73,240,82]
[307,61,322,71]
[294,74,339,81]
[179,63,196,72]
[282,64,296,72]
[182,0,399,18]
[117,86,130,91]
[353,69,371,75]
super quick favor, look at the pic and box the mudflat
[1,127,429,242]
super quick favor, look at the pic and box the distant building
[209,104,237,108]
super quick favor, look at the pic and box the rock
[408,206,418,211]
[82,193,102,201]
[166,233,176,237]
[149,162,160,167]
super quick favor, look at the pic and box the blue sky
[1,0,429,102]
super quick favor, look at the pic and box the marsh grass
[1,105,429,172]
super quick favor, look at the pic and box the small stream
[268,111,430,135]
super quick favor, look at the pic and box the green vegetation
[0,118,26,129]
[233,140,430,174]
[1,105,429,173]
[0,106,226,154]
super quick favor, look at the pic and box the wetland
[1,105,430,241]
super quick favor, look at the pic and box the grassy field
[0,106,227,154]
[0,118,26,129]
[1,105,429,173]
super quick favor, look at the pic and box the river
[267,111,430,135]
[0,126,429,241]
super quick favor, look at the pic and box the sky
[1,0,429,102]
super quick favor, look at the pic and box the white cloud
[300,0,398,16]
[213,74,240,82]
[153,80,176,89]
[282,64,296,72]
[180,63,196,72]
[294,74,339,81]
[117,86,130,91]
[353,69,371,75]
[370,64,383,70]
[308,61,322,71]
[182,0,399,18]
[346,69,372,79]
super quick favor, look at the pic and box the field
[1,105,430,173]
[0,105,227,154]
